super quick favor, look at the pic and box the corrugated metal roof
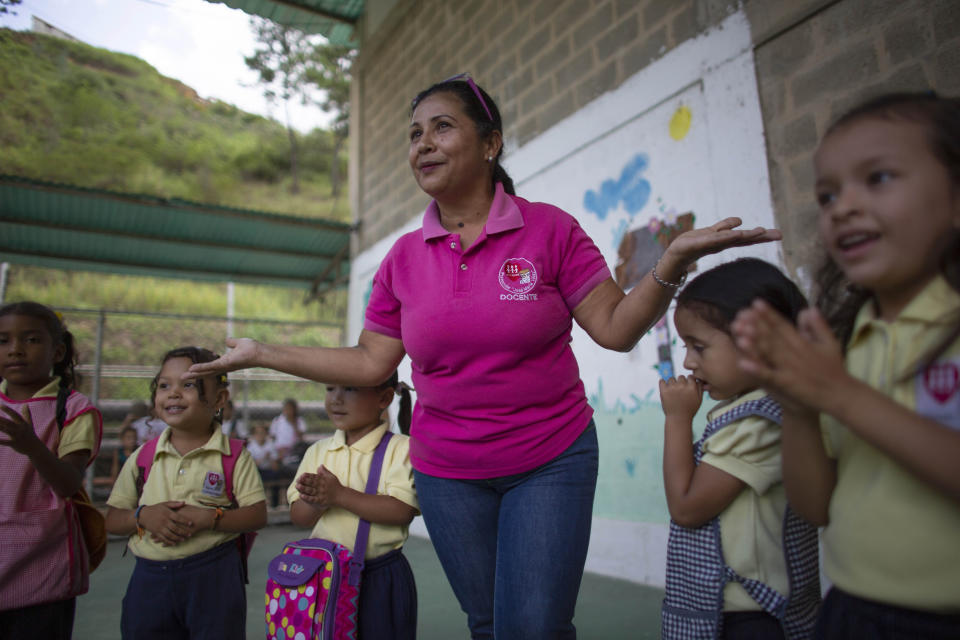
[0,174,352,292]
[208,0,364,45]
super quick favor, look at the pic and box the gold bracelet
[651,261,686,289]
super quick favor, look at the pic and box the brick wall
[352,0,735,252]
[353,0,960,281]
[751,0,960,281]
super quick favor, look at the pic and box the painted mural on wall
[517,86,716,524]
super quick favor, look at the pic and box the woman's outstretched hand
[184,337,260,378]
[665,217,781,268]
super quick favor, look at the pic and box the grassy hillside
[0,28,352,408]
[0,27,348,220]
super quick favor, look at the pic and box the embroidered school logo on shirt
[499,258,538,300]
[202,471,225,497]
[916,359,960,431]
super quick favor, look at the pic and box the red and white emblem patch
[202,470,225,497]
[498,258,538,295]
[916,359,960,431]
[922,362,959,404]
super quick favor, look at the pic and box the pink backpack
[265,431,393,640]
[135,435,256,581]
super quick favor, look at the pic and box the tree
[244,18,321,194]
[304,44,354,198]
[0,0,23,18]
[245,18,355,198]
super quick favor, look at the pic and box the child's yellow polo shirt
[0,377,98,460]
[287,423,419,560]
[701,389,788,612]
[107,427,266,561]
[821,276,960,612]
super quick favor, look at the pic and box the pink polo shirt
[365,182,610,478]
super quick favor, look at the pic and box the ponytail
[493,162,515,196]
[396,382,413,436]
[382,371,413,436]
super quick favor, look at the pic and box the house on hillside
[30,15,81,44]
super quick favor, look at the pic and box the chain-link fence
[56,306,343,431]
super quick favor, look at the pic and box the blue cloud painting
[583,153,652,221]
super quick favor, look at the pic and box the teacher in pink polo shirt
[191,75,780,639]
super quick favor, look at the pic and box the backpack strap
[219,437,256,583]
[347,430,394,587]
[135,436,161,499]
[135,436,244,500]
[221,438,245,506]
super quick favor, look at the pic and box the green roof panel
[206,0,364,45]
[0,175,351,291]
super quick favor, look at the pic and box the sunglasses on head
[412,72,494,121]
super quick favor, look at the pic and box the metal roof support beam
[305,242,349,303]
[268,0,358,24]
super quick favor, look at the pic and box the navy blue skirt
[121,540,246,640]
[815,587,960,640]
[357,548,417,640]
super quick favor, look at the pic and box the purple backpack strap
[347,431,394,587]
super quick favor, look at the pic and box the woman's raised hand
[665,217,781,268]
[184,337,260,378]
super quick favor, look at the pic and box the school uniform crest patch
[916,358,960,431]
[202,470,225,497]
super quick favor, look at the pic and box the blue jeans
[414,422,599,640]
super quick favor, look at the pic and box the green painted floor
[75,524,664,639]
